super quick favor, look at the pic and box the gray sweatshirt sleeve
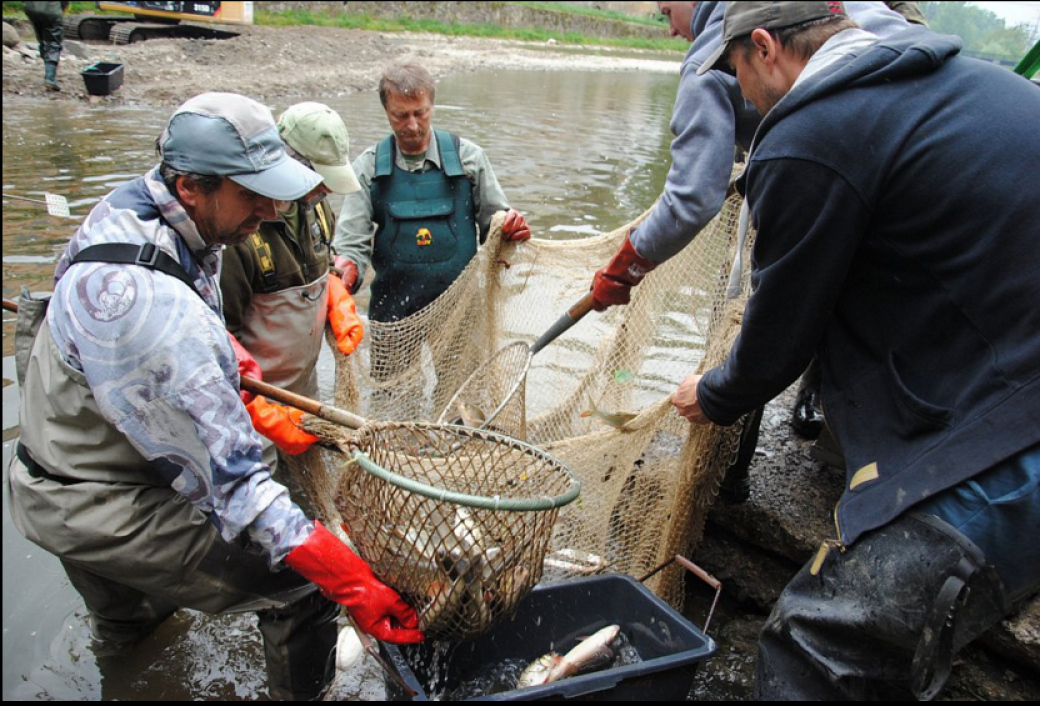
[331,149,377,285]
[628,65,740,265]
[459,137,511,241]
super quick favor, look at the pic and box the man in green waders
[332,62,531,320]
[332,62,531,415]
[23,1,69,91]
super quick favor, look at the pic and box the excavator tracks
[109,22,240,44]
[63,14,240,44]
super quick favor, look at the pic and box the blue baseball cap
[158,92,322,201]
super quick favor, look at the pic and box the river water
[2,67,693,700]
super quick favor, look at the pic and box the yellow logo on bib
[416,228,432,246]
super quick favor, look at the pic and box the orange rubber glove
[228,332,319,455]
[501,209,531,242]
[245,396,320,456]
[333,255,360,293]
[590,229,657,311]
[229,332,262,405]
[327,275,364,356]
[284,521,425,645]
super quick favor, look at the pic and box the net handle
[238,371,581,511]
[436,292,595,427]
[241,376,366,429]
[351,441,581,511]
[529,291,595,355]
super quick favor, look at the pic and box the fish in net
[292,185,754,612]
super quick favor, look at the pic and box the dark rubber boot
[719,406,763,504]
[44,61,60,91]
[756,513,1008,700]
[790,359,823,439]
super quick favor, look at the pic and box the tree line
[922,1,1035,64]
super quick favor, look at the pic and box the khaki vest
[18,322,163,485]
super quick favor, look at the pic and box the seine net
[293,191,753,612]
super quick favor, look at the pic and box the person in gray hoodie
[674,1,1040,699]
[593,2,917,502]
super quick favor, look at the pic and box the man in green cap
[221,101,365,470]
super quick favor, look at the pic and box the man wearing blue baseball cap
[672,2,1040,700]
[8,92,422,701]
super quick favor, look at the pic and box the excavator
[64,1,253,45]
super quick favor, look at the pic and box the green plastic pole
[1013,39,1040,78]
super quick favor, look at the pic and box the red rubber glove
[327,275,364,356]
[245,396,320,455]
[501,209,531,242]
[590,229,657,311]
[285,521,424,644]
[229,332,262,405]
[333,255,360,293]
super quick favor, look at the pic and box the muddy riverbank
[3,19,681,105]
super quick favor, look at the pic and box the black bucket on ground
[81,62,124,96]
[380,574,716,701]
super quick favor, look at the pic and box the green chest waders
[369,130,476,322]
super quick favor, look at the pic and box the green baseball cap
[697,1,848,75]
[277,102,361,195]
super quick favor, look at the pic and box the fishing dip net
[293,183,755,619]
[299,418,579,641]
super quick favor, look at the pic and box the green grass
[1,1,684,53]
[255,8,686,53]
[3,2,98,14]
[509,1,668,27]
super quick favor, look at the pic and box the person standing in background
[23,1,69,91]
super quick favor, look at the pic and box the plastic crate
[380,573,716,701]
[81,62,124,96]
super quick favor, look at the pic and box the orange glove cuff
[246,396,319,455]
[327,275,364,356]
[228,332,262,404]
[590,229,656,311]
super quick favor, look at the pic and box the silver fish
[580,396,637,428]
[517,624,622,688]
[454,399,487,427]
[517,652,563,688]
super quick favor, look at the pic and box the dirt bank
[2,20,680,106]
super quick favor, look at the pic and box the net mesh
[294,189,753,609]
[304,420,577,641]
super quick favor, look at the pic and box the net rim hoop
[436,340,531,429]
[348,424,580,511]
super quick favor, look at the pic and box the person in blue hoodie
[672,1,1040,699]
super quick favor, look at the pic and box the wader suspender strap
[70,242,205,302]
[247,232,279,290]
[315,200,333,251]
[435,130,465,177]
[373,130,464,178]
[18,241,207,484]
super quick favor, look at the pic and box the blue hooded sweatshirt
[698,28,1040,545]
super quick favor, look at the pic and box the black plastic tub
[81,62,124,96]
[380,574,716,701]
